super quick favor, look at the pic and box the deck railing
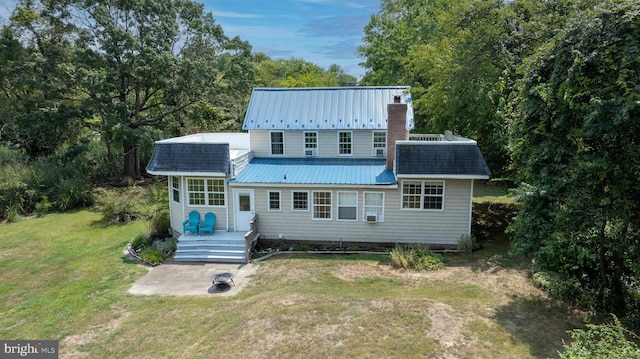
[244,214,259,263]
[408,134,444,141]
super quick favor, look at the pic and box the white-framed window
[187,178,225,207]
[338,131,352,155]
[270,131,284,155]
[364,192,384,222]
[291,191,309,211]
[268,191,281,211]
[292,191,309,211]
[312,191,332,220]
[171,176,180,203]
[304,132,317,155]
[373,131,386,155]
[402,180,444,210]
[338,191,358,221]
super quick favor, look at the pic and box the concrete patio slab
[128,260,258,297]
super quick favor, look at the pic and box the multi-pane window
[312,191,332,219]
[171,176,180,203]
[423,181,444,209]
[271,131,284,155]
[338,192,357,221]
[338,131,352,155]
[373,131,386,155]
[304,132,317,155]
[292,191,309,211]
[268,191,281,211]
[187,178,225,206]
[402,181,444,210]
[364,192,384,222]
[207,179,225,206]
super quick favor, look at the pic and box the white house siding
[170,176,231,235]
[249,130,386,158]
[246,179,472,246]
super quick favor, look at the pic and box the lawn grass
[1,208,583,358]
[474,180,515,204]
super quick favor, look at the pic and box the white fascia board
[228,182,398,189]
[147,170,228,177]
[396,174,490,180]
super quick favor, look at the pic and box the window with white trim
[304,132,317,155]
[268,191,281,211]
[373,131,386,155]
[270,131,284,155]
[364,192,384,222]
[312,191,332,219]
[338,131,352,155]
[292,191,309,211]
[402,180,444,210]
[187,178,225,206]
[171,176,180,203]
[338,192,357,221]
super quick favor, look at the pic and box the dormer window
[270,131,284,155]
[373,131,386,156]
[338,131,352,155]
[304,132,317,156]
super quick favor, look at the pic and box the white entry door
[234,189,254,231]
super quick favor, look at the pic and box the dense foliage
[508,0,640,323]
[559,317,640,359]
[0,0,355,189]
[359,0,640,331]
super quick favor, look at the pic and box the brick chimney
[386,98,408,170]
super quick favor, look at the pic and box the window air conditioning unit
[305,149,316,156]
[366,213,378,223]
[375,148,386,156]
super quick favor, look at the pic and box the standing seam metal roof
[242,87,414,131]
[229,158,397,185]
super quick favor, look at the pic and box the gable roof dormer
[242,87,414,131]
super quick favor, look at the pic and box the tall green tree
[358,0,512,175]
[1,6,83,156]
[509,0,640,316]
[68,0,230,180]
[254,55,354,88]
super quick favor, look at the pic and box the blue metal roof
[229,158,397,185]
[242,87,414,131]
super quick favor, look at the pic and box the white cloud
[213,11,264,19]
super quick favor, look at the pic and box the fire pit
[211,272,235,287]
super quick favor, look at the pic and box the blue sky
[204,0,380,79]
[0,0,380,79]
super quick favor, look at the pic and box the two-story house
[146,86,491,263]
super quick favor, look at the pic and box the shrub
[130,234,153,252]
[293,243,311,251]
[390,246,445,271]
[148,209,171,237]
[0,164,30,220]
[139,247,166,266]
[154,237,177,255]
[559,316,640,359]
[35,196,53,216]
[531,270,587,304]
[94,187,151,222]
[457,234,475,251]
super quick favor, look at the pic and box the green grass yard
[0,191,584,358]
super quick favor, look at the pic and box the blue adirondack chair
[199,212,216,235]
[182,210,200,235]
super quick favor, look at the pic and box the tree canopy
[509,0,640,315]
